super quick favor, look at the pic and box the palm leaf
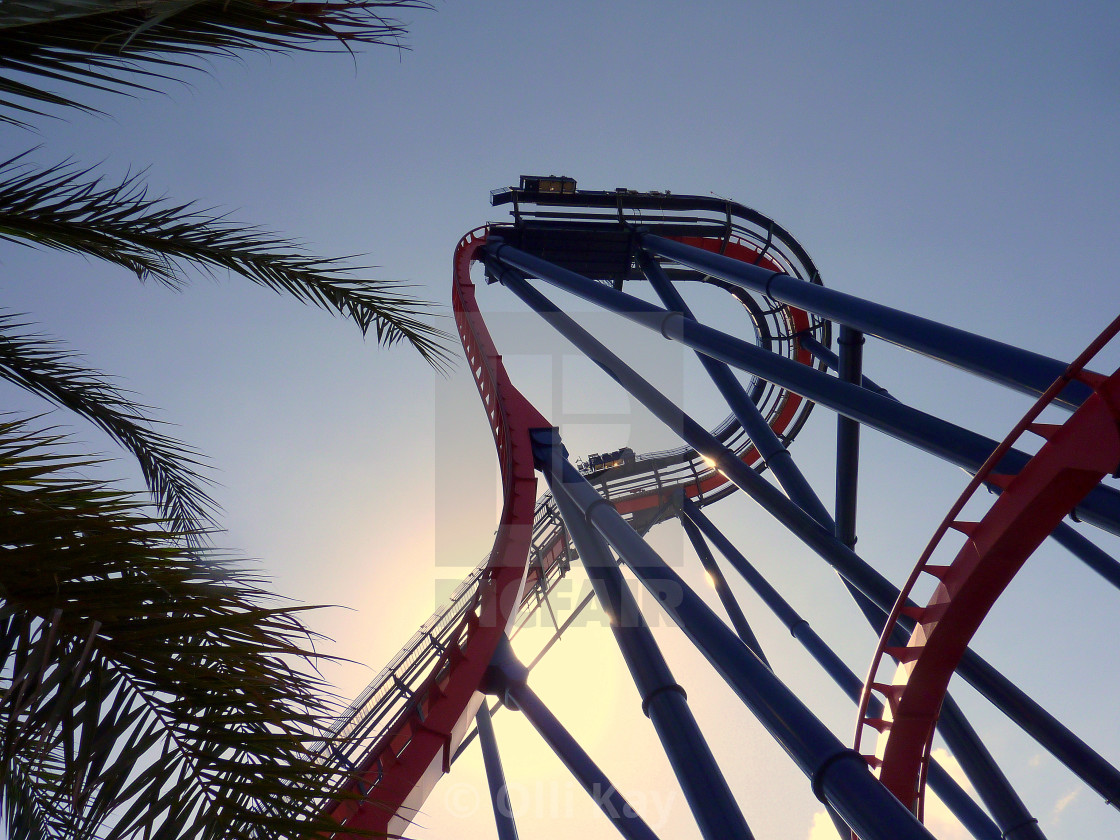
[0,312,216,535]
[1,762,56,840]
[0,0,430,125]
[0,154,453,369]
[0,416,360,840]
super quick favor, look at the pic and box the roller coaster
[314,178,1120,839]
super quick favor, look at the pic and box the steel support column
[835,325,863,549]
[474,701,519,840]
[1050,521,1120,592]
[486,253,1120,810]
[537,442,936,840]
[640,233,1092,409]
[680,497,1013,840]
[681,498,869,706]
[541,456,754,840]
[804,330,1120,592]
[484,240,1120,538]
[485,638,663,840]
[678,510,768,665]
[936,695,1045,840]
[817,322,1043,834]
[638,248,834,528]
[797,333,894,399]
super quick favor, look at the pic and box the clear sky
[3,1,1119,838]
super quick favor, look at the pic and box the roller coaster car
[578,446,636,476]
[519,175,577,194]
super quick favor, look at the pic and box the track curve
[323,227,547,836]
[855,315,1120,821]
[321,191,828,835]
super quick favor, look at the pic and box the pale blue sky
[2,2,1119,837]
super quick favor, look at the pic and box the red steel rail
[854,315,1120,822]
[325,227,547,836]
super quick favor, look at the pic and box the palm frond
[0,0,431,124]
[0,311,216,535]
[1,763,54,840]
[0,416,358,840]
[0,154,453,369]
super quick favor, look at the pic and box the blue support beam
[797,333,895,400]
[1049,521,1120,592]
[544,467,754,840]
[678,509,769,665]
[485,253,1120,812]
[641,233,1092,409]
[804,329,1120,594]
[486,638,663,840]
[680,497,1016,840]
[474,701,520,840]
[680,497,870,708]
[936,694,1044,840]
[835,326,863,550]
[482,239,1120,539]
[811,323,1038,830]
[534,434,937,840]
[638,248,834,529]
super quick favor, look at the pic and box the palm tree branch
[0,313,217,533]
[0,155,453,369]
[0,418,361,840]
[1,758,62,840]
[0,77,99,128]
[0,0,431,121]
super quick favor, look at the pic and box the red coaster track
[323,224,819,836]
[855,315,1120,822]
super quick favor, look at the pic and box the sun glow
[494,571,625,777]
